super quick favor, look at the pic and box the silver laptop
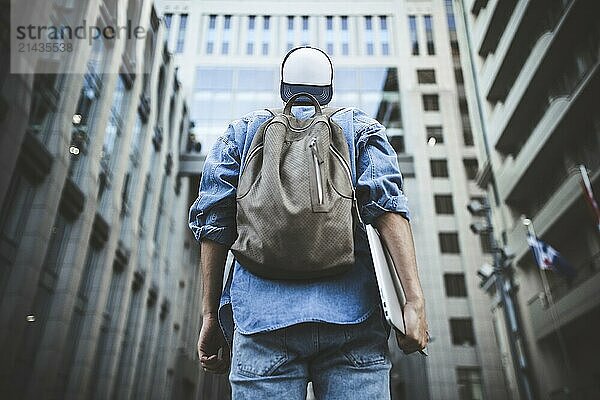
[366,225,428,356]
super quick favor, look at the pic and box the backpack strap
[323,107,346,118]
[323,107,364,229]
[270,107,345,118]
[265,108,282,116]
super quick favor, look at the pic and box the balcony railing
[527,252,600,339]
[548,251,600,303]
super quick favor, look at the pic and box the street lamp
[467,199,486,215]
[467,198,535,400]
[469,221,488,234]
[477,263,494,281]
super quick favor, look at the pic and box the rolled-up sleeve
[188,125,240,246]
[354,112,410,224]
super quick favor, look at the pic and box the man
[189,46,428,399]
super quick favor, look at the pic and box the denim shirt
[188,107,410,346]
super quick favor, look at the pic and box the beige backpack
[231,93,362,279]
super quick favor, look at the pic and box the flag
[579,165,600,233]
[526,234,577,280]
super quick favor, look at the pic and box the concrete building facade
[0,0,227,398]
[453,0,600,399]
[159,0,508,399]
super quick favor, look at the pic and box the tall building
[454,0,600,398]
[0,0,228,398]
[159,0,508,399]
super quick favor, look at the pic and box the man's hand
[197,240,229,373]
[198,313,230,374]
[395,300,429,354]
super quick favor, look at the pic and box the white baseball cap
[280,46,333,105]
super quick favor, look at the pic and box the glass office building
[192,66,402,148]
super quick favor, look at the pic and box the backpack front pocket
[308,135,328,212]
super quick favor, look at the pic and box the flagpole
[522,218,573,396]
[578,164,600,234]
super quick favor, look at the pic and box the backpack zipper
[329,144,365,227]
[309,137,324,205]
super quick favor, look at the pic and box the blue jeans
[229,309,392,399]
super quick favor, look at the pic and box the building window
[342,43,349,55]
[139,175,151,230]
[445,0,456,32]
[424,15,435,55]
[379,15,390,56]
[422,94,439,111]
[426,126,443,144]
[43,212,73,276]
[444,274,467,297]
[365,16,372,30]
[380,15,387,30]
[19,212,71,372]
[114,283,144,390]
[459,98,469,114]
[302,15,309,30]
[27,74,60,144]
[287,16,294,51]
[120,170,132,219]
[366,42,374,55]
[340,16,349,56]
[221,41,229,55]
[479,231,493,253]
[224,15,231,30]
[131,112,144,161]
[90,269,125,391]
[153,179,167,243]
[451,40,460,56]
[377,98,402,128]
[417,69,436,84]
[326,16,333,30]
[439,232,460,253]
[463,158,478,180]
[301,16,309,44]
[206,42,214,54]
[382,42,389,55]
[78,245,102,303]
[246,42,253,55]
[99,75,129,209]
[208,15,216,29]
[457,367,484,400]
[434,194,454,214]
[409,15,419,55]
[430,159,448,177]
[455,68,464,84]
[262,15,271,56]
[175,14,187,53]
[248,15,255,30]
[164,13,172,43]
[389,136,405,154]
[464,128,474,146]
[326,42,334,55]
[71,50,100,154]
[450,319,476,346]
[0,172,34,244]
